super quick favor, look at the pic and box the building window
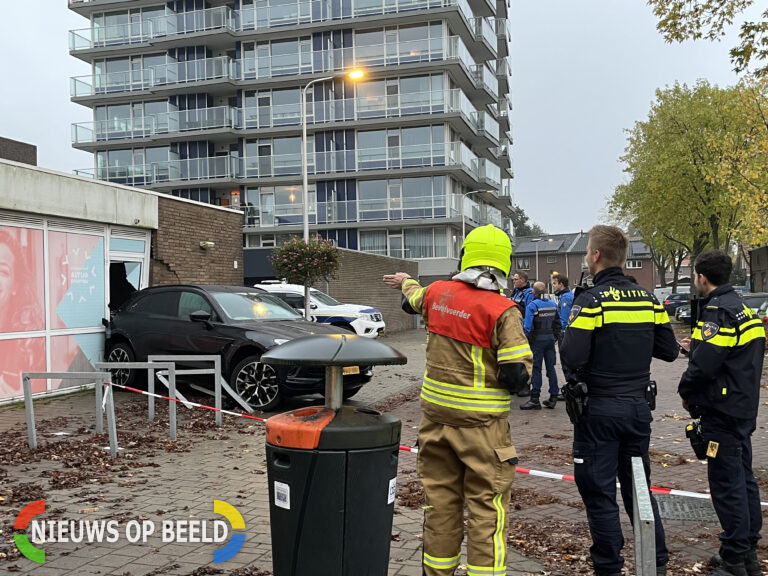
[626,260,643,269]
[516,258,530,270]
[546,256,557,264]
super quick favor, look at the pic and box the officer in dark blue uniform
[561,225,679,576]
[520,281,561,410]
[553,274,575,386]
[510,270,535,396]
[679,250,764,576]
[510,270,534,315]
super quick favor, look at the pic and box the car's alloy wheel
[106,343,134,387]
[232,356,281,411]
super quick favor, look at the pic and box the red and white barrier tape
[106,382,267,422]
[398,446,768,506]
[102,385,768,507]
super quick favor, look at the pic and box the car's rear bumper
[276,365,374,395]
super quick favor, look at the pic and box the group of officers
[383,224,764,576]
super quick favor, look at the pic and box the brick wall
[150,196,243,286]
[0,137,36,166]
[312,248,419,334]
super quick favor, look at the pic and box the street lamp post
[300,69,364,318]
[531,238,541,282]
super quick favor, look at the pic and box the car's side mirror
[310,303,318,310]
[190,310,212,322]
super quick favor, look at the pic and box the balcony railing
[72,89,494,144]
[245,194,449,227]
[77,156,239,186]
[69,7,234,50]
[474,63,499,98]
[472,111,500,141]
[71,36,488,98]
[240,0,472,29]
[473,17,496,49]
[70,56,232,97]
[70,0,480,51]
[242,193,501,229]
[72,106,236,144]
[76,142,490,185]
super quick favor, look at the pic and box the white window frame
[626,260,643,269]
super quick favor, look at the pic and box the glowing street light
[300,69,365,318]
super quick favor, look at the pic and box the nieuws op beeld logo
[13,499,246,564]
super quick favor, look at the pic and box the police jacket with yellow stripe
[402,277,534,427]
[560,267,679,395]
[678,284,765,420]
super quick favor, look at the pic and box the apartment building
[68,0,514,278]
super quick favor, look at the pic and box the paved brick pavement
[1,327,767,575]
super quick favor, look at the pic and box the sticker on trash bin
[387,477,397,505]
[274,481,290,510]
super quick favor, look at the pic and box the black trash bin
[266,405,401,576]
[261,334,407,576]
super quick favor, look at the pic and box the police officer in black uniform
[679,250,764,576]
[561,225,679,576]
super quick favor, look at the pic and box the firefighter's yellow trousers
[418,415,517,576]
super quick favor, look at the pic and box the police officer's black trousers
[701,414,762,556]
[572,396,668,573]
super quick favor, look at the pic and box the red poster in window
[0,226,45,333]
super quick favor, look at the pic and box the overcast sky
[0,1,752,235]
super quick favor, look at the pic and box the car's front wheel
[230,355,281,411]
[106,342,135,387]
[342,386,363,400]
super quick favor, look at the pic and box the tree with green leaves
[270,235,339,318]
[509,205,545,237]
[610,81,748,282]
[649,0,768,76]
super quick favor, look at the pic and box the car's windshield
[212,292,302,321]
[311,290,342,306]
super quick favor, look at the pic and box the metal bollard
[631,456,656,575]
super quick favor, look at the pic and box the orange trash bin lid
[265,406,337,449]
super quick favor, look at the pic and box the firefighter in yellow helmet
[384,224,533,576]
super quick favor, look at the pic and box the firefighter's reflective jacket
[402,278,533,426]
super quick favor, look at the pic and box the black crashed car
[104,285,372,411]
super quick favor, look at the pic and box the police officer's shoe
[542,395,558,409]
[711,548,758,576]
[516,384,531,397]
[657,565,667,576]
[556,391,566,401]
[744,549,761,576]
[520,397,541,410]
[709,552,749,576]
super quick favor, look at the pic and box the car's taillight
[763,316,768,325]
[664,299,670,306]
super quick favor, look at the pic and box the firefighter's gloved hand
[498,363,529,395]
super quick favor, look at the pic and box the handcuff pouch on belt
[685,420,707,460]
[645,380,658,411]
[562,380,588,425]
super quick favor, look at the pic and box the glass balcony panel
[480,17,495,47]
[445,36,475,73]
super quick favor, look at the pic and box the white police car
[254,281,385,338]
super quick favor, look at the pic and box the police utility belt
[562,380,658,424]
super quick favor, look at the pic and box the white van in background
[254,281,385,338]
